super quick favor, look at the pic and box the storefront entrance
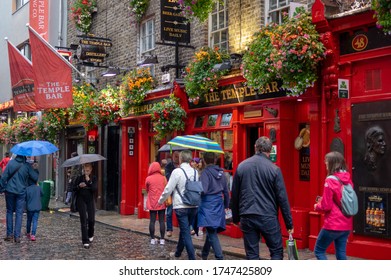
[246,125,264,158]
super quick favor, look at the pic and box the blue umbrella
[167,135,224,154]
[10,140,58,156]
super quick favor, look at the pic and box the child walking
[26,183,43,241]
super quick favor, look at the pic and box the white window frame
[19,43,31,61]
[265,1,307,24]
[140,19,155,55]
[208,0,228,51]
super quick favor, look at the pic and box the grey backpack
[328,175,358,216]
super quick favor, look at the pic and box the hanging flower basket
[178,0,217,22]
[89,85,121,127]
[70,0,97,34]
[148,94,187,140]
[120,68,156,115]
[242,7,325,96]
[12,116,39,143]
[372,0,391,34]
[129,0,150,22]
[0,122,14,145]
[38,109,68,144]
[184,47,230,103]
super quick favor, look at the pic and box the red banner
[7,41,37,112]
[29,27,73,109]
[29,0,49,41]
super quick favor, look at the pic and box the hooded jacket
[1,155,39,195]
[315,171,353,231]
[198,165,230,231]
[145,162,166,211]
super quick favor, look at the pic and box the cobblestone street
[0,199,243,260]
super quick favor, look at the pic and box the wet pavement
[0,196,358,260]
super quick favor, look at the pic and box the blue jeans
[240,215,283,260]
[166,204,173,231]
[174,207,197,260]
[5,192,26,239]
[26,210,40,235]
[201,227,224,260]
[314,229,350,260]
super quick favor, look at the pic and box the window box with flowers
[120,68,156,115]
[242,8,325,96]
[70,0,97,34]
[372,0,391,34]
[178,0,219,22]
[148,94,187,140]
[129,0,150,22]
[184,47,230,103]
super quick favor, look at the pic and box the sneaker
[160,239,165,245]
[83,243,90,249]
[4,236,13,242]
[169,252,179,260]
[89,237,94,242]
[26,233,31,239]
[190,230,195,235]
[166,231,172,237]
[150,238,157,245]
[30,235,36,241]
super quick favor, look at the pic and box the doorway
[246,125,264,158]
[105,125,120,211]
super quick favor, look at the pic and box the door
[246,124,264,158]
[105,125,120,211]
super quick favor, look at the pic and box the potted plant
[70,0,97,34]
[120,68,156,115]
[129,0,150,22]
[184,46,230,103]
[148,94,187,140]
[178,0,217,22]
[372,0,391,34]
[242,7,325,96]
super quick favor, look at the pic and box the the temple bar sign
[161,0,190,43]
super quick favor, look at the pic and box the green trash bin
[40,181,51,211]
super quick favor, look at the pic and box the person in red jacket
[146,162,167,245]
[0,152,11,173]
[314,151,353,260]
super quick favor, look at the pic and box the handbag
[70,191,78,212]
[286,233,299,260]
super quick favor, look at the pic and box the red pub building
[119,0,391,259]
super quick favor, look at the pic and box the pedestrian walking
[65,152,82,205]
[231,136,294,260]
[146,162,167,245]
[0,152,11,173]
[164,151,180,237]
[73,162,97,249]
[158,150,198,260]
[314,151,353,260]
[25,183,43,241]
[197,152,229,260]
[1,155,39,243]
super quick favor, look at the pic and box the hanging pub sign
[340,26,391,55]
[75,35,112,64]
[161,0,190,43]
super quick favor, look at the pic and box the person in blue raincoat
[1,155,39,243]
[197,152,230,260]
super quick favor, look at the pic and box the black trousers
[77,195,95,244]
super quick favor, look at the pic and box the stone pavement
[49,198,333,260]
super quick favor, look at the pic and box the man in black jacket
[231,136,294,260]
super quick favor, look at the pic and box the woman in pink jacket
[314,151,353,260]
[145,162,167,245]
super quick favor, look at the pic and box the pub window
[266,1,306,25]
[209,0,228,51]
[194,116,205,128]
[140,19,155,54]
[207,114,218,127]
[19,43,31,61]
[15,0,29,11]
[220,113,232,127]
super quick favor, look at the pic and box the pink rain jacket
[145,162,167,211]
[315,171,353,231]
